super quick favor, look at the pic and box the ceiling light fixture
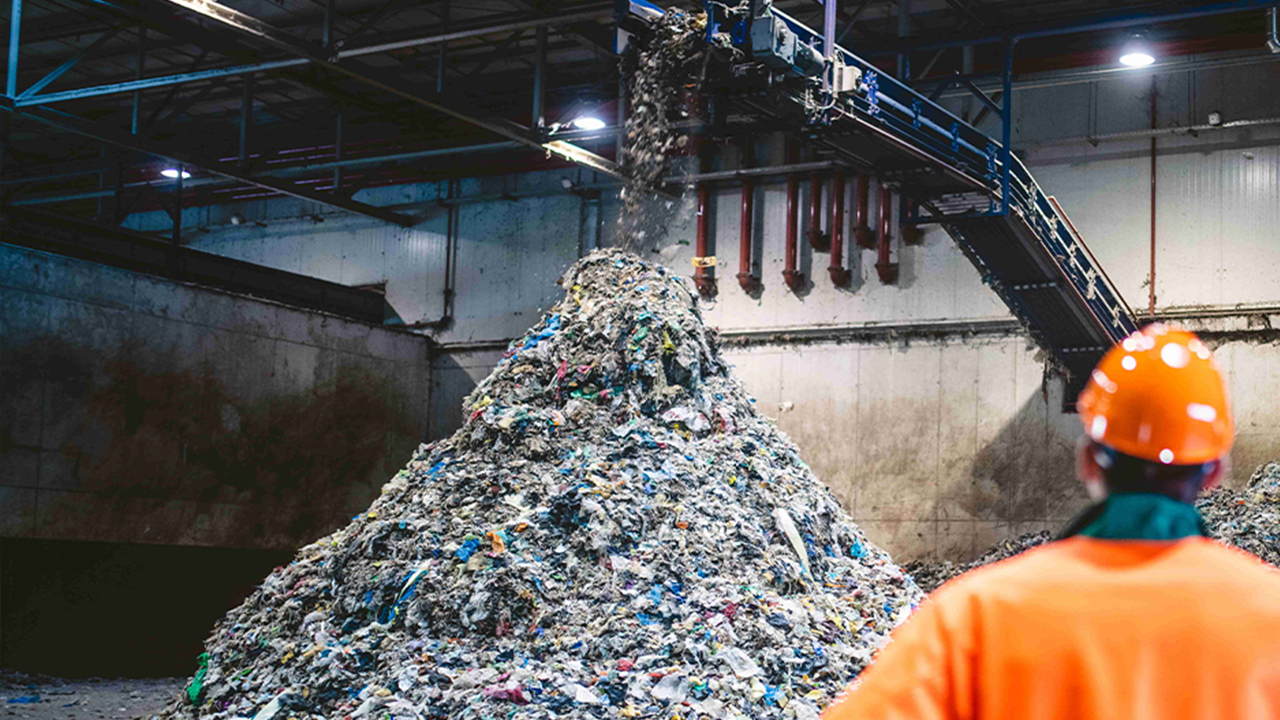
[161,168,192,179]
[1119,33,1156,67]
[570,115,607,131]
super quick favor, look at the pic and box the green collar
[1062,493,1208,541]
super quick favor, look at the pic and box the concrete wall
[0,243,432,550]
[722,326,1280,560]
[119,54,1280,562]
[725,336,1081,561]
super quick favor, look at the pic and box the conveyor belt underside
[946,209,1120,378]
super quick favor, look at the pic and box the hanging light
[161,168,192,179]
[1119,33,1156,67]
[570,115,607,131]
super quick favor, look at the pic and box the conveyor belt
[699,2,1139,383]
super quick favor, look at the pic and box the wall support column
[5,0,20,97]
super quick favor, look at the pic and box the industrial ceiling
[0,0,1275,225]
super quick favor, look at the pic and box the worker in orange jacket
[823,324,1280,720]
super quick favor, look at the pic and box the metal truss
[0,101,416,225]
[0,0,623,227]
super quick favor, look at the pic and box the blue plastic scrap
[455,538,482,562]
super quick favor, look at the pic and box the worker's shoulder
[1188,538,1280,582]
[919,541,1068,606]
[942,539,1067,588]
[939,536,1280,596]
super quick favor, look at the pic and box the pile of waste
[904,532,1052,594]
[167,251,921,720]
[908,462,1280,593]
[1199,461,1280,566]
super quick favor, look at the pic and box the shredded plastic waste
[907,462,1280,593]
[165,251,922,720]
[904,532,1052,594]
[1199,461,1280,567]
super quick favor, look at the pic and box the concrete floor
[1,673,179,720]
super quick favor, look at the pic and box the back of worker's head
[1076,324,1233,502]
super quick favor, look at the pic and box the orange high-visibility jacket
[824,537,1280,720]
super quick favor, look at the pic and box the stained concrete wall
[723,327,1280,561]
[0,243,432,550]
[723,337,1081,561]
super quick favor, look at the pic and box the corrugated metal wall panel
[1216,131,1280,305]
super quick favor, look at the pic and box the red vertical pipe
[854,173,873,248]
[900,198,922,245]
[693,183,716,297]
[807,172,826,250]
[737,178,759,292]
[1149,76,1157,316]
[828,170,851,286]
[784,172,803,291]
[876,185,898,284]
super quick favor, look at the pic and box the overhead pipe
[854,173,873,248]
[900,197,922,245]
[693,183,717,297]
[1032,114,1280,148]
[4,149,814,192]
[406,178,458,330]
[737,178,761,293]
[857,0,1280,56]
[1149,75,1158,316]
[876,185,899,284]
[669,160,840,184]
[806,171,828,250]
[828,170,852,286]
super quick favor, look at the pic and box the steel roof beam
[336,6,613,57]
[0,102,414,225]
[17,25,128,99]
[17,6,615,106]
[70,0,264,60]
[501,0,615,58]
[855,0,1280,54]
[18,58,310,105]
[147,0,623,181]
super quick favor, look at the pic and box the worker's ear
[1076,437,1107,501]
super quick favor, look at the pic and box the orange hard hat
[1077,324,1233,465]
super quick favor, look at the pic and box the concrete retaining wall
[0,243,432,551]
